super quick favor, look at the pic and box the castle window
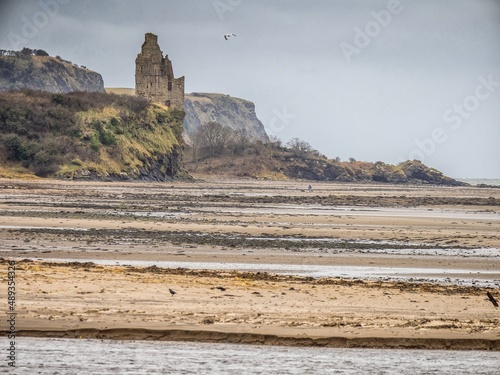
[168,81,172,91]
[165,100,171,107]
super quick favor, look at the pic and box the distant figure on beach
[308,185,312,192]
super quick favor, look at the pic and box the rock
[270,154,465,186]
[0,51,104,93]
[399,160,467,186]
[183,93,269,144]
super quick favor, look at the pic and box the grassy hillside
[0,91,186,180]
[105,88,135,95]
[185,140,467,186]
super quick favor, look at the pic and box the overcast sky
[1,0,499,178]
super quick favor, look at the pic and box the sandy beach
[1,178,499,349]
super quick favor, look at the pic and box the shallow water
[458,178,500,186]
[3,338,499,375]
[194,205,500,220]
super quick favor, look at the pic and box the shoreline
[15,328,500,351]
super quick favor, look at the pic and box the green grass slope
[0,91,186,180]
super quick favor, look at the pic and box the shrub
[21,47,33,56]
[99,130,116,146]
[125,96,149,112]
[91,120,103,132]
[20,141,40,161]
[110,117,119,127]
[2,134,24,160]
[89,134,100,151]
[52,94,64,104]
[32,150,60,177]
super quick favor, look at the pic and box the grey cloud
[0,0,498,177]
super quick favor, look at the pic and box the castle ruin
[135,33,184,110]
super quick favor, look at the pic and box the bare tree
[286,137,313,157]
[232,128,252,156]
[196,121,235,158]
[190,130,203,164]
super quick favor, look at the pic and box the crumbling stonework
[135,33,184,110]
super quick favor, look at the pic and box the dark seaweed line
[9,227,461,251]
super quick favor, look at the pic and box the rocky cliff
[183,93,269,144]
[0,51,104,93]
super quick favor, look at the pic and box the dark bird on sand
[487,291,499,307]
[169,288,176,296]
[216,286,227,291]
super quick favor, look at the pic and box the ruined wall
[135,33,184,110]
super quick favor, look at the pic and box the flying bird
[169,288,176,297]
[224,33,236,40]
[487,291,498,307]
[215,286,227,291]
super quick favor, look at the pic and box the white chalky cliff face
[183,93,270,145]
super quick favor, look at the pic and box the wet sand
[0,178,499,349]
[5,260,500,350]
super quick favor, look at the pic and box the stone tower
[135,33,185,110]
